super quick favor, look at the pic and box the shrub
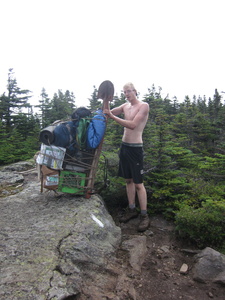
[95,152,127,207]
[175,199,225,249]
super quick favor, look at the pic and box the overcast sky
[0,0,224,107]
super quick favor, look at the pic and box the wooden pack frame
[40,80,114,198]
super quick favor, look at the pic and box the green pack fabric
[76,118,91,149]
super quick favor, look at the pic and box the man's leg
[126,179,136,206]
[135,183,147,211]
[119,179,138,223]
[135,183,150,232]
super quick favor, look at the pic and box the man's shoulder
[140,101,149,111]
[140,100,149,106]
[120,102,129,110]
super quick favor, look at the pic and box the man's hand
[103,108,113,119]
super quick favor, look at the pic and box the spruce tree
[88,86,101,111]
[49,89,76,123]
[0,68,32,131]
[35,88,52,128]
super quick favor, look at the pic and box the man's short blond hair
[123,82,137,96]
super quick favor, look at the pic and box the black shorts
[118,142,144,184]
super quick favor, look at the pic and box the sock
[129,203,136,210]
[141,210,147,215]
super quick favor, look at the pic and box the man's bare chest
[124,104,140,120]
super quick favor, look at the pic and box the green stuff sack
[76,118,91,149]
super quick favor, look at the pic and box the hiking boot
[137,214,150,232]
[119,208,139,223]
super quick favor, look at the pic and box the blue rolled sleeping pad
[87,109,106,149]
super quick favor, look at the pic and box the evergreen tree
[213,89,222,121]
[0,68,32,131]
[35,88,52,128]
[65,90,76,112]
[110,92,126,109]
[197,95,207,114]
[88,86,102,111]
[49,89,76,123]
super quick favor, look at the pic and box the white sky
[0,0,224,108]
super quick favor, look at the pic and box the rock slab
[0,178,121,300]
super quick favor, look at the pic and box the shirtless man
[104,82,150,232]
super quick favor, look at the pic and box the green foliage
[0,70,80,165]
[104,120,123,149]
[175,200,225,249]
[0,68,32,131]
[0,128,25,164]
[88,86,102,111]
[198,153,225,180]
[48,89,76,124]
[0,124,40,164]
[110,93,126,109]
[94,152,126,205]
[35,88,52,128]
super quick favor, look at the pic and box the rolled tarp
[39,125,56,145]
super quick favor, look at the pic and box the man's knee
[126,179,133,184]
[135,183,144,191]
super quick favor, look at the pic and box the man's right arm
[111,104,125,116]
[107,103,149,130]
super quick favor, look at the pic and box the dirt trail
[110,209,225,300]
